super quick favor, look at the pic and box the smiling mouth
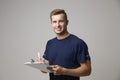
[56,29,61,31]
[55,28,61,31]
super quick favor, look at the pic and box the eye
[59,20,64,23]
[52,21,57,23]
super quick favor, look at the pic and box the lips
[56,29,61,31]
[55,28,61,31]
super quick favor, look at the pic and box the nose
[56,22,60,27]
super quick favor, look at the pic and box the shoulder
[70,34,88,47]
[70,34,85,43]
[46,37,57,45]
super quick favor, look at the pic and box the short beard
[56,29,68,36]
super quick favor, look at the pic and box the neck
[56,32,70,40]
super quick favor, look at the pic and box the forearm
[62,66,91,77]
[61,60,91,77]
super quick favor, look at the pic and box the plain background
[0,0,120,80]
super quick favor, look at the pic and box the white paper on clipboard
[24,62,50,72]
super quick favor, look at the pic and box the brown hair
[50,9,68,21]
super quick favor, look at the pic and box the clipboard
[24,62,50,72]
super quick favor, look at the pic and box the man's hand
[35,57,49,64]
[35,57,50,73]
[47,65,65,75]
[35,57,43,62]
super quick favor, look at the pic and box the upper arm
[80,60,91,75]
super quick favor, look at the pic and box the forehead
[51,14,65,20]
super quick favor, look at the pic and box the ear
[50,21,53,26]
[66,20,69,25]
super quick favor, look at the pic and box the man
[36,9,91,80]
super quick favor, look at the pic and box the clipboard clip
[31,59,35,63]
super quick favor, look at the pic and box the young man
[36,9,91,80]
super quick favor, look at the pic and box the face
[51,14,68,35]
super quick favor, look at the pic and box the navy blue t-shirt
[43,34,90,80]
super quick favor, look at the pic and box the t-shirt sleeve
[43,41,49,60]
[76,41,91,63]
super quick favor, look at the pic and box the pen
[37,52,40,59]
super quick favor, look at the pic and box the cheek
[51,23,55,28]
[61,23,66,28]
[51,25,57,31]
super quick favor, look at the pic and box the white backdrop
[0,0,120,80]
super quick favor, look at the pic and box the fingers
[47,65,63,75]
[43,59,49,64]
[47,66,54,72]
[35,57,43,62]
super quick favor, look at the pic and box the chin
[55,31,62,34]
[55,32,61,35]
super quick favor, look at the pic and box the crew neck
[56,34,72,41]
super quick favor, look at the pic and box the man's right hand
[35,57,49,64]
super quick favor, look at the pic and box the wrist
[61,67,67,75]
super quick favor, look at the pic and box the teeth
[56,29,60,30]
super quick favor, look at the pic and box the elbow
[77,68,92,77]
[86,69,91,76]
[85,61,92,76]
[85,67,92,76]
[82,66,92,76]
